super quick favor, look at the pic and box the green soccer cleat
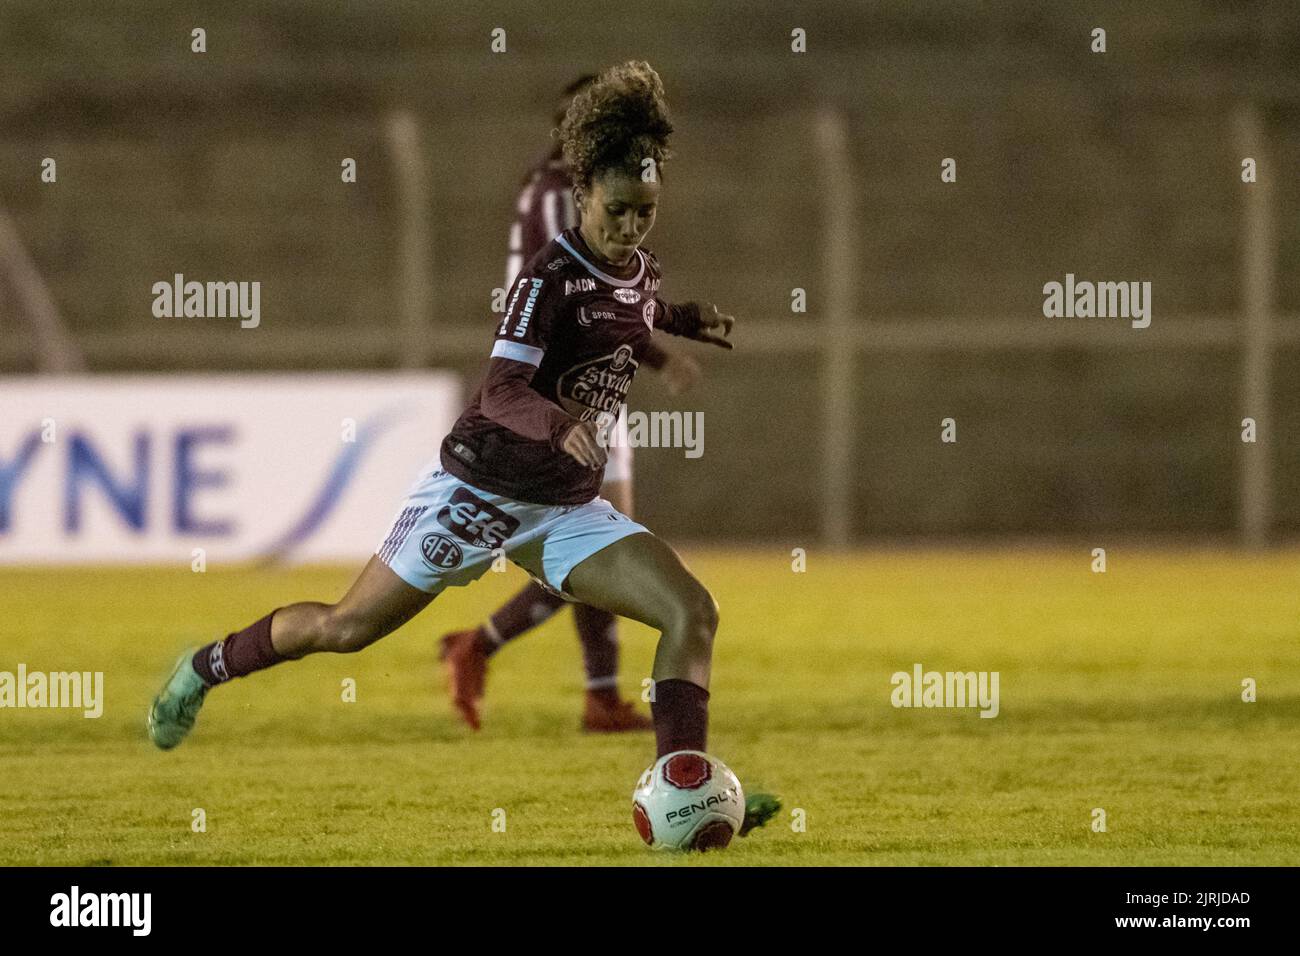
[147,650,209,750]
[740,791,782,837]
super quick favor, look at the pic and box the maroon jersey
[443,228,695,505]
[505,148,577,291]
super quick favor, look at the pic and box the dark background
[2,0,1298,541]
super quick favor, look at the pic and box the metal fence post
[814,110,855,550]
[1234,103,1275,550]
[385,110,433,369]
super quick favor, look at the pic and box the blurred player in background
[437,75,703,734]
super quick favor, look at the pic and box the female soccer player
[438,74,703,734]
[147,60,777,833]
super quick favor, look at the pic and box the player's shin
[574,603,619,697]
[484,581,566,651]
[192,609,286,686]
[649,601,716,756]
[650,677,710,757]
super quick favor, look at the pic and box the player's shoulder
[517,236,583,288]
[638,247,664,280]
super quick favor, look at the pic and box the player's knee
[320,607,383,654]
[697,589,720,637]
[667,583,718,648]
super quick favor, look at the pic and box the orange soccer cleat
[438,629,488,731]
[582,692,654,733]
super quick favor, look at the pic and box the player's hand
[561,420,608,470]
[659,351,703,396]
[691,303,735,350]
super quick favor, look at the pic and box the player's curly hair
[558,60,673,189]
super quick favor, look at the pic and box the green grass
[2,548,1299,866]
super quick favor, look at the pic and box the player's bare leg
[564,532,779,835]
[148,556,434,749]
[563,532,717,722]
[270,556,435,658]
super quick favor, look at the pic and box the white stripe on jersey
[554,233,647,288]
[491,339,545,366]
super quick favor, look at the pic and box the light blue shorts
[375,467,650,597]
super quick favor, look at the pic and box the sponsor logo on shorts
[436,487,521,549]
[420,532,464,570]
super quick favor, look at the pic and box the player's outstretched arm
[657,300,736,350]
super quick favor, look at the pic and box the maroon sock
[573,603,619,689]
[192,610,284,686]
[482,581,566,655]
[650,678,710,756]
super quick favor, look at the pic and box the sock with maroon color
[650,678,710,756]
[573,603,619,694]
[480,581,566,655]
[192,610,284,686]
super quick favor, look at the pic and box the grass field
[2,548,1299,866]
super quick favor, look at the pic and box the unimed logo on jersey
[512,278,544,339]
[436,487,520,549]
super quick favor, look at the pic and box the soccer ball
[632,750,745,851]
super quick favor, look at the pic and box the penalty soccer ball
[632,750,745,851]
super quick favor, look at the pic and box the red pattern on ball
[689,819,735,852]
[662,752,712,790]
[632,801,654,845]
